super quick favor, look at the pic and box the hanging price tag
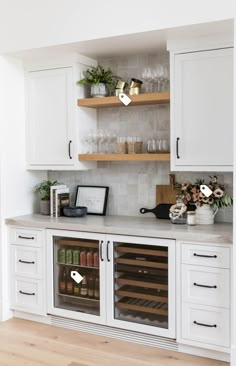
[118,93,131,106]
[71,271,83,284]
[200,184,213,197]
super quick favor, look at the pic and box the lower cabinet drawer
[182,303,230,347]
[11,245,43,278]
[182,264,229,308]
[10,227,43,247]
[11,277,45,315]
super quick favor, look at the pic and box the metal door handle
[19,260,35,264]
[194,321,217,328]
[19,290,35,296]
[194,282,217,289]
[68,140,72,159]
[107,241,111,262]
[18,235,34,240]
[176,137,180,159]
[100,241,104,262]
[194,253,217,258]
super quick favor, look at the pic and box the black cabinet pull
[107,241,111,262]
[19,260,35,264]
[176,137,180,159]
[100,241,104,262]
[194,321,217,328]
[194,282,217,289]
[19,290,35,296]
[68,140,72,159]
[18,235,34,240]
[194,253,217,258]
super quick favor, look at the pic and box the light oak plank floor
[0,318,228,366]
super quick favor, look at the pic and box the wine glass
[141,67,153,93]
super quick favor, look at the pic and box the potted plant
[34,180,59,215]
[78,64,118,97]
[175,176,233,224]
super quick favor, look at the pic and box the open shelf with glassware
[77,92,170,108]
[78,153,170,161]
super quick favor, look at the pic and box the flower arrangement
[175,176,233,209]
[78,64,119,92]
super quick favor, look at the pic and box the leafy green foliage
[78,64,119,91]
[34,180,59,201]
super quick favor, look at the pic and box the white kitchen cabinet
[46,229,176,338]
[25,57,97,170]
[177,241,231,352]
[9,227,46,315]
[168,45,233,171]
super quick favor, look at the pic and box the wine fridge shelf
[115,245,168,257]
[116,276,168,291]
[115,257,168,269]
[57,293,99,303]
[56,239,98,249]
[116,299,168,316]
[115,289,168,303]
[57,262,99,270]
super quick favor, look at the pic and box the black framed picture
[75,185,109,215]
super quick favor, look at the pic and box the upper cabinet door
[171,48,233,171]
[26,67,75,166]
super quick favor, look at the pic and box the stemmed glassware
[81,129,117,154]
[142,65,169,93]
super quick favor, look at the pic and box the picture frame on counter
[75,185,109,215]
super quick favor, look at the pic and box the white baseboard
[179,344,230,362]
[13,311,51,324]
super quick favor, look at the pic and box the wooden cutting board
[156,174,180,205]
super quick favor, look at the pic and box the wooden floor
[0,318,228,366]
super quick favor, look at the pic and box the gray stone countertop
[5,214,232,244]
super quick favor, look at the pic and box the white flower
[213,188,224,198]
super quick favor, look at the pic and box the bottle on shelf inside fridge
[94,276,99,299]
[88,274,94,298]
[80,275,88,297]
[57,248,66,263]
[66,268,74,295]
[59,267,67,294]
[80,249,87,266]
[93,250,99,267]
[66,248,73,264]
[87,250,93,267]
[73,249,80,265]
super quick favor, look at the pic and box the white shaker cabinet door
[26,67,75,166]
[171,47,233,171]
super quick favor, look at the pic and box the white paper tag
[118,93,131,106]
[71,271,83,284]
[200,184,213,197]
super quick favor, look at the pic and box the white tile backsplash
[48,53,233,223]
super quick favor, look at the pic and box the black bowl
[63,206,87,217]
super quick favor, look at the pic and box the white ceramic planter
[195,204,218,225]
[91,83,108,97]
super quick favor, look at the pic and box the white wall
[0,56,46,319]
[0,0,234,54]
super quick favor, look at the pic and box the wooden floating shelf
[78,153,170,162]
[77,92,170,108]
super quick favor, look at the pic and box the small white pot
[195,204,218,225]
[91,83,108,98]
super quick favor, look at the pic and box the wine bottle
[66,268,74,295]
[88,274,94,298]
[59,267,67,294]
[94,276,99,299]
[80,275,88,297]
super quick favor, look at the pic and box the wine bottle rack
[114,242,169,328]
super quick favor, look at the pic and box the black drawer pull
[194,253,217,258]
[100,241,104,262]
[19,290,35,296]
[19,259,35,264]
[194,282,217,289]
[106,241,111,262]
[18,235,34,240]
[68,140,72,159]
[194,321,217,328]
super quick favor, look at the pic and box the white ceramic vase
[195,204,218,225]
